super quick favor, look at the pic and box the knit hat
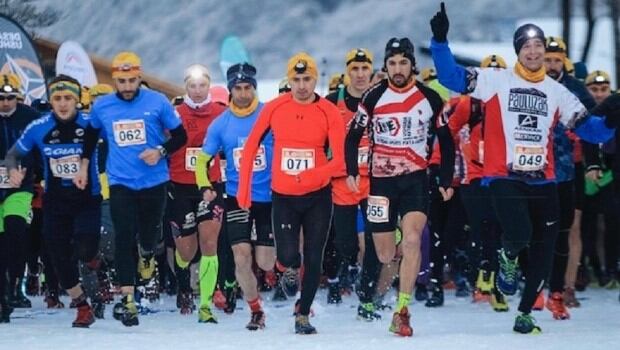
[346,48,373,67]
[287,52,318,80]
[480,54,507,69]
[49,74,81,102]
[226,62,257,91]
[384,37,415,68]
[513,24,545,54]
[0,73,21,95]
[585,70,611,86]
[111,51,141,79]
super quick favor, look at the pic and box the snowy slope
[30,0,563,84]
[1,288,618,350]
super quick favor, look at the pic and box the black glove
[430,2,449,43]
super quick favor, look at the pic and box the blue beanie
[227,63,257,91]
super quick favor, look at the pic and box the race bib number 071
[113,119,147,147]
[513,145,545,172]
[281,148,315,175]
[367,195,390,223]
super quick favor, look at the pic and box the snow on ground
[0,287,618,350]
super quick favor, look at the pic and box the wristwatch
[156,145,168,157]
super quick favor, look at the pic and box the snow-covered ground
[1,287,618,350]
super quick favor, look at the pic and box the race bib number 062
[367,195,390,223]
[113,119,147,147]
[281,148,315,175]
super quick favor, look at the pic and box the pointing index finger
[441,2,446,14]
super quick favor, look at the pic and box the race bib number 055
[367,195,390,223]
[113,119,146,147]
[281,148,315,175]
[233,145,267,172]
[50,155,81,179]
[513,145,544,172]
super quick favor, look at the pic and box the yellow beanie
[0,73,21,94]
[89,83,114,99]
[287,52,318,80]
[111,51,142,79]
[480,55,507,69]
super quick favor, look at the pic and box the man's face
[186,77,210,104]
[386,54,413,88]
[231,82,255,108]
[0,94,17,113]
[587,83,612,104]
[50,93,77,120]
[290,73,316,103]
[518,38,545,72]
[544,56,564,80]
[347,62,372,92]
[114,76,141,100]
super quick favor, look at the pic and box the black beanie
[513,24,545,54]
[226,63,257,91]
[384,37,416,68]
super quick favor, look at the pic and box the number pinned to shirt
[0,166,13,189]
[233,145,267,172]
[281,148,315,175]
[358,146,369,166]
[513,145,545,172]
[367,195,390,223]
[50,155,81,179]
[185,147,201,171]
[113,119,147,146]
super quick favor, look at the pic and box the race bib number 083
[367,195,390,223]
[113,120,147,147]
[513,145,545,172]
[50,155,81,179]
[281,148,315,175]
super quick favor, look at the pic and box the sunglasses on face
[0,95,17,101]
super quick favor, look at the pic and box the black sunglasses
[0,95,17,101]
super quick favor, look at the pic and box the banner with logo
[56,40,97,88]
[0,14,47,104]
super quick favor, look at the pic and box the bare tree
[611,0,620,84]
[562,0,572,57]
[0,0,61,31]
[581,0,596,62]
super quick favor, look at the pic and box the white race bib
[185,147,201,171]
[219,159,227,182]
[50,155,81,179]
[513,145,545,172]
[281,148,315,175]
[233,145,267,172]
[0,166,12,189]
[113,119,146,146]
[367,195,390,223]
[358,146,369,166]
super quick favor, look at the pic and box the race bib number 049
[113,119,147,147]
[185,147,201,171]
[50,155,81,179]
[513,145,545,172]
[233,145,267,172]
[0,166,12,189]
[367,195,390,223]
[281,148,315,175]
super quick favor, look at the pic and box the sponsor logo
[508,88,548,116]
[375,117,401,136]
[518,114,538,129]
[42,147,82,156]
[0,32,23,49]
[75,128,84,137]
[514,132,542,142]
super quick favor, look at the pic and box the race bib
[50,155,81,179]
[185,147,201,171]
[513,145,545,172]
[220,159,227,182]
[281,148,315,175]
[0,166,11,189]
[233,145,267,172]
[358,146,369,166]
[113,119,146,146]
[367,195,390,223]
